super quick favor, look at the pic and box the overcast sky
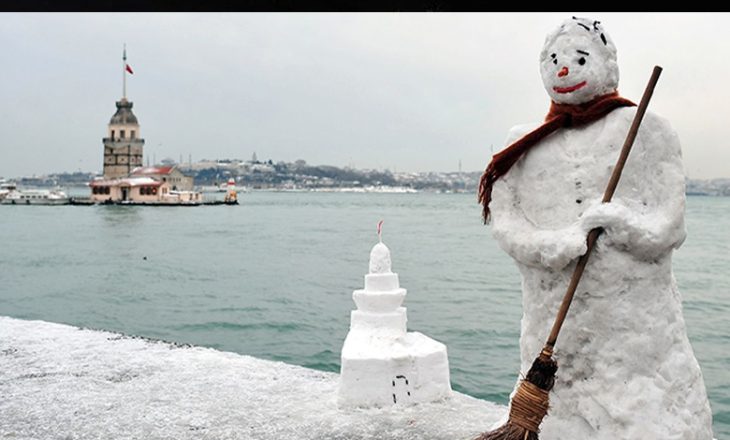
[2,12,729,178]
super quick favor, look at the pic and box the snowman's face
[539,23,619,105]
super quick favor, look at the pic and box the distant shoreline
[4,184,728,197]
[4,166,730,197]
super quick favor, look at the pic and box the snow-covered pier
[0,317,505,439]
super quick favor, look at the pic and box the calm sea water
[1,192,728,437]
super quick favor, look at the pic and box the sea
[1,191,728,438]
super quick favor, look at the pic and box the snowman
[479,17,713,438]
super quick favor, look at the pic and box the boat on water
[0,182,17,201]
[1,188,70,205]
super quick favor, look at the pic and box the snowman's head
[539,17,619,105]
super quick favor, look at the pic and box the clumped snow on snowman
[479,17,713,439]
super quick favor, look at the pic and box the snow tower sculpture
[339,222,452,408]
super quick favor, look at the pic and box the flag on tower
[123,45,133,74]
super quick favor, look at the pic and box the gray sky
[2,12,729,178]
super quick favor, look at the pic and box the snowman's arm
[491,176,587,270]
[489,126,587,270]
[582,113,687,260]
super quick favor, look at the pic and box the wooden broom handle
[543,66,663,352]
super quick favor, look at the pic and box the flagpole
[123,44,127,99]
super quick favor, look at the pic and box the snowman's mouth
[553,81,587,94]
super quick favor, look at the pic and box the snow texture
[339,242,452,408]
[488,17,714,440]
[0,316,504,440]
[369,242,392,274]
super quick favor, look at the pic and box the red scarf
[477,91,635,223]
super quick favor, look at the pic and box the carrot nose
[558,66,569,77]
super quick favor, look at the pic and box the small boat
[1,188,70,205]
[0,182,17,201]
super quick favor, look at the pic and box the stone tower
[103,98,144,179]
[103,45,144,180]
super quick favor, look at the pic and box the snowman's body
[490,107,713,439]
[486,17,713,439]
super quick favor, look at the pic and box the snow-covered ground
[0,316,505,440]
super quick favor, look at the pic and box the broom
[475,65,663,440]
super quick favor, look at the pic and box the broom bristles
[474,422,539,440]
[474,351,558,440]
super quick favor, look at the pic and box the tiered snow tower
[339,225,451,408]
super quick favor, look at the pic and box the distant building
[103,98,144,179]
[89,47,199,205]
[89,175,201,204]
[130,166,193,191]
[90,176,162,203]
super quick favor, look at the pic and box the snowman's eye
[578,57,586,66]
[553,59,558,65]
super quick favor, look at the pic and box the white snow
[369,242,392,274]
[488,17,714,440]
[339,241,452,409]
[0,316,505,440]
